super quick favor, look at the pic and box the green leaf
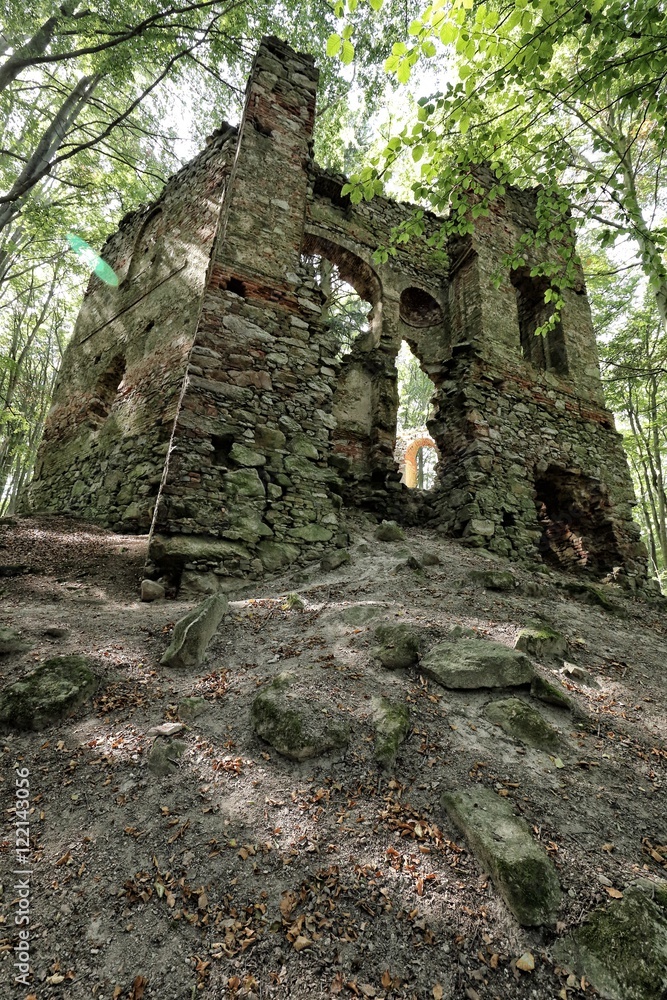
[397,58,411,83]
[412,145,424,161]
[326,34,342,58]
[341,39,355,64]
[440,21,457,44]
[369,0,383,9]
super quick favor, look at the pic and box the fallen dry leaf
[605,887,623,899]
[432,984,444,999]
[381,971,392,989]
[516,952,535,972]
[130,975,148,1000]
[293,934,311,951]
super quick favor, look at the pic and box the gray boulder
[0,626,30,655]
[553,880,667,1000]
[160,593,228,669]
[484,697,562,751]
[470,569,516,591]
[0,655,98,731]
[442,785,561,926]
[421,639,533,689]
[372,696,410,769]
[374,520,405,542]
[148,737,186,776]
[515,623,567,660]
[250,672,349,761]
[372,623,421,670]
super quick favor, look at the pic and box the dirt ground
[1,514,666,1000]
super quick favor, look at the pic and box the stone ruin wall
[27,36,648,591]
[29,125,238,530]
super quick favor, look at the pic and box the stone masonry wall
[27,125,238,531]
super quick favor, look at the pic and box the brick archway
[396,433,438,488]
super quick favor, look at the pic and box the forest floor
[1,513,667,1000]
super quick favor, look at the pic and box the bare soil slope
[1,515,666,1000]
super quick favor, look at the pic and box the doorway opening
[395,341,439,490]
[534,466,621,572]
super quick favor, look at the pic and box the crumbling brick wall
[27,36,647,590]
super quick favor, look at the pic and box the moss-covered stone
[561,581,627,617]
[0,655,98,731]
[177,696,207,721]
[320,549,351,572]
[515,624,567,660]
[441,785,561,926]
[256,540,299,573]
[372,696,410,769]
[469,569,516,591]
[342,604,384,625]
[484,697,561,751]
[530,674,573,710]
[421,639,533,689]
[149,737,186,776]
[372,623,421,670]
[553,880,667,1000]
[291,523,333,542]
[250,672,349,761]
[0,626,31,655]
[160,593,228,669]
[374,520,405,542]
[229,442,266,467]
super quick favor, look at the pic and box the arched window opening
[399,286,444,328]
[127,208,162,283]
[535,467,621,573]
[395,341,439,491]
[511,267,568,376]
[301,252,372,358]
[88,355,126,425]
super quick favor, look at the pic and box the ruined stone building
[27,37,648,592]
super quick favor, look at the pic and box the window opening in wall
[510,267,568,376]
[89,355,126,425]
[395,341,439,490]
[127,208,162,282]
[534,467,621,573]
[302,253,372,358]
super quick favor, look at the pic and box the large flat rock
[553,880,667,1000]
[421,639,533,689]
[441,785,561,926]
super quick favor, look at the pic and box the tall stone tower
[27,37,647,593]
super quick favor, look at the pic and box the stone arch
[399,434,439,488]
[126,207,163,284]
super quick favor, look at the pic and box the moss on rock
[372,623,421,670]
[515,623,567,660]
[0,655,98,731]
[372,696,410,769]
[374,520,405,542]
[484,697,561,752]
[553,881,667,1000]
[250,672,349,761]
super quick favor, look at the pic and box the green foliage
[335,0,667,334]
[395,342,434,431]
